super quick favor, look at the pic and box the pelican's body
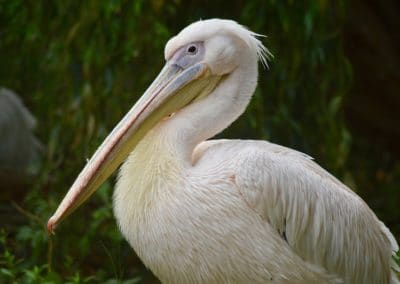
[49,19,399,283]
[115,131,395,283]
[115,131,344,283]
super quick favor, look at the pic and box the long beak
[47,62,220,233]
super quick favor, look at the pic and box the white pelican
[48,19,399,283]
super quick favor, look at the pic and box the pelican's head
[47,19,270,233]
[164,19,270,75]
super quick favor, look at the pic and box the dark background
[1,1,399,282]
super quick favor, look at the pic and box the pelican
[48,19,399,283]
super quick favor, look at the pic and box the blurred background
[1,0,399,283]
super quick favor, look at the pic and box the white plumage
[49,19,399,283]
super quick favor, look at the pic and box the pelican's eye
[187,45,197,54]
[171,42,204,69]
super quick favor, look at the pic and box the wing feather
[199,139,398,283]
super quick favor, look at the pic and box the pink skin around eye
[168,42,205,69]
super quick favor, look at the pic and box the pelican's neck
[162,61,259,163]
[117,59,259,189]
[114,60,258,237]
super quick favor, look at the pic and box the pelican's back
[194,139,399,283]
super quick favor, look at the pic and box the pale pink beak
[47,62,213,234]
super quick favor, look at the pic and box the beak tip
[47,216,57,235]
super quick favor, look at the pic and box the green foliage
[0,0,398,282]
